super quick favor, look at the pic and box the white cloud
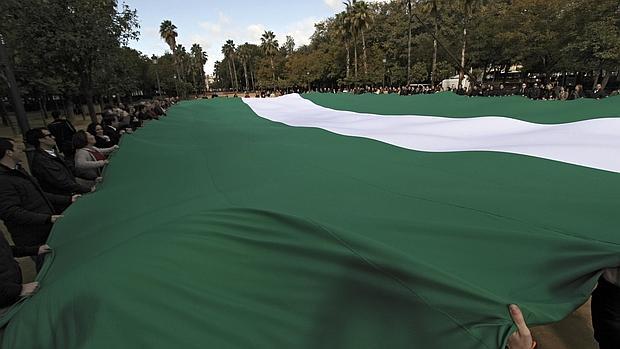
[218,12,231,25]
[280,17,318,47]
[199,21,222,35]
[324,0,391,12]
[324,0,341,10]
[247,24,266,44]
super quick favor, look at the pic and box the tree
[283,36,295,56]
[561,0,620,89]
[191,44,208,94]
[261,31,279,85]
[334,13,352,79]
[160,20,182,96]
[351,1,373,77]
[237,44,252,91]
[159,20,178,54]
[343,1,359,78]
[222,40,239,91]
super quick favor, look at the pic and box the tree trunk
[431,0,439,87]
[251,70,256,91]
[601,70,611,90]
[231,58,239,91]
[0,38,29,134]
[270,57,276,85]
[243,60,249,91]
[432,38,438,86]
[38,96,47,125]
[407,0,412,84]
[353,32,358,79]
[361,30,368,76]
[346,44,351,78]
[0,98,9,127]
[227,60,234,90]
[39,92,49,120]
[592,69,601,90]
[65,97,75,120]
[459,26,467,90]
[191,68,197,94]
[84,88,97,123]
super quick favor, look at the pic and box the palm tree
[351,1,372,76]
[222,40,239,91]
[237,44,252,91]
[334,12,351,78]
[342,1,358,78]
[159,20,178,53]
[191,44,208,93]
[459,0,485,89]
[160,20,181,95]
[260,31,279,85]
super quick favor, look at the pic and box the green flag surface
[1,93,619,349]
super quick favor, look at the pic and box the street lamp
[382,58,387,88]
[306,71,310,92]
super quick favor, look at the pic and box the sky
[123,0,389,75]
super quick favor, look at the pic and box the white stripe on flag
[243,94,620,173]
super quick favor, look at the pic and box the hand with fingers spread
[507,304,536,349]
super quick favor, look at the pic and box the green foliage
[3,0,619,101]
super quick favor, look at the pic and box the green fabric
[304,92,620,123]
[1,95,619,349]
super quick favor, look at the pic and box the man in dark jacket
[0,236,50,308]
[527,83,542,100]
[47,111,76,157]
[591,83,608,99]
[0,138,78,254]
[101,111,123,145]
[25,128,92,202]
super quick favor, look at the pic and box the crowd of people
[228,82,618,101]
[0,97,175,310]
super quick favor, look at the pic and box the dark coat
[102,125,121,145]
[0,164,70,247]
[47,119,76,156]
[30,149,91,196]
[528,87,542,100]
[592,89,608,99]
[0,236,38,308]
[94,136,114,149]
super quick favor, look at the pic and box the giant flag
[1,93,619,349]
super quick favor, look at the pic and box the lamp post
[382,58,387,88]
[152,56,162,97]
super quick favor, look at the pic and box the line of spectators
[223,83,618,100]
[0,97,174,310]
